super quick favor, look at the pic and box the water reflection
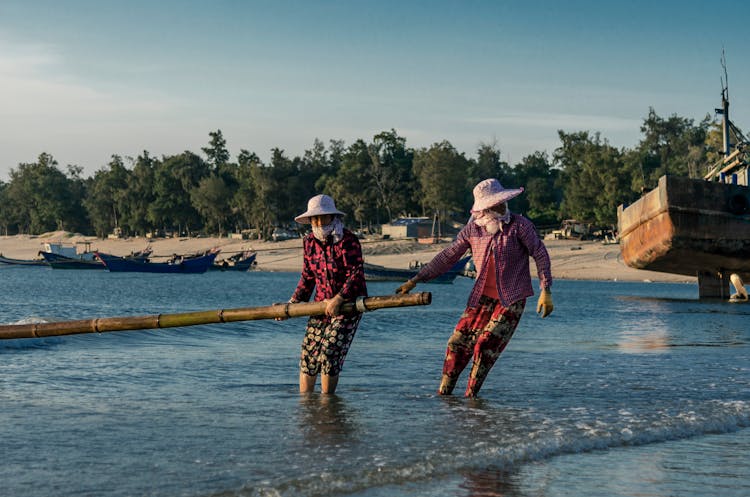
[297,393,360,446]
[458,467,524,497]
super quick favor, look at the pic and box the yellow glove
[536,289,553,318]
[395,279,417,294]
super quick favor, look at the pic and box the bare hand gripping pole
[0,292,432,340]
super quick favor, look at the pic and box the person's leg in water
[464,300,525,397]
[439,297,496,395]
[300,314,360,394]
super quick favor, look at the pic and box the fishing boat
[95,250,219,273]
[363,255,472,283]
[617,75,750,299]
[0,254,48,266]
[40,251,105,269]
[210,250,257,271]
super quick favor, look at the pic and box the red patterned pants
[439,296,526,397]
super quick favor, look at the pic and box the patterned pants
[300,313,362,376]
[440,296,526,397]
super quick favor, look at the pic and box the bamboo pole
[0,292,431,340]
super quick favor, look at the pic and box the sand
[0,230,694,284]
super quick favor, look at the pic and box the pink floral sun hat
[471,179,524,212]
[294,194,345,224]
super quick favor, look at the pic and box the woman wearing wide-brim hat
[284,194,367,394]
[396,178,554,398]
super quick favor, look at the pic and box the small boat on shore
[0,254,48,266]
[95,250,218,273]
[364,256,472,283]
[210,250,257,271]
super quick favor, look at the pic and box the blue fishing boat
[363,255,472,283]
[210,250,257,271]
[95,250,218,273]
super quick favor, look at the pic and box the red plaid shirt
[414,213,552,307]
[292,229,368,303]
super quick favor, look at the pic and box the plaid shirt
[292,229,368,303]
[414,213,552,307]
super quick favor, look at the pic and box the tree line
[0,109,722,239]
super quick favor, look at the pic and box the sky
[1,0,749,181]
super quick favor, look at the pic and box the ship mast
[720,51,731,157]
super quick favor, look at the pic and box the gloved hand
[395,279,417,294]
[536,289,553,318]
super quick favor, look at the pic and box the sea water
[0,267,748,497]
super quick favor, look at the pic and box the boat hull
[96,252,217,273]
[617,175,750,295]
[364,256,471,283]
[0,255,48,266]
[39,251,105,269]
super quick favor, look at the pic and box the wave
[219,399,750,497]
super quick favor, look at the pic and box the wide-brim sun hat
[471,178,524,212]
[294,194,345,224]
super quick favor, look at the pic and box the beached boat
[210,250,257,271]
[95,250,218,273]
[617,82,750,299]
[0,254,48,266]
[364,256,472,283]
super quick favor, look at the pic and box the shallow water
[1,267,748,496]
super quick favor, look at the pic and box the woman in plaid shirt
[288,194,367,395]
[397,179,554,397]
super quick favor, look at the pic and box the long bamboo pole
[0,292,431,340]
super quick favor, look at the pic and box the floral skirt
[300,313,362,376]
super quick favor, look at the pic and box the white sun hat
[470,179,524,212]
[294,194,345,224]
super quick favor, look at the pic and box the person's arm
[337,235,365,302]
[396,226,471,293]
[518,218,553,317]
[291,237,316,303]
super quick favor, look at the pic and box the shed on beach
[380,217,434,239]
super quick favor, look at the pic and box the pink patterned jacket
[413,213,552,308]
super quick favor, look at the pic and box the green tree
[367,129,415,222]
[83,155,130,237]
[555,131,631,226]
[413,141,470,225]
[191,173,232,236]
[320,139,378,229]
[511,151,561,225]
[120,152,157,236]
[202,129,230,171]
[149,151,208,235]
[5,153,85,234]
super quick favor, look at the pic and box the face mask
[312,223,334,241]
[474,208,506,235]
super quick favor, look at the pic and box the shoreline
[0,231,695,284]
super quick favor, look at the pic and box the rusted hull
[618,175,750,280]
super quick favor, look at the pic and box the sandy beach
[0,231,694,283]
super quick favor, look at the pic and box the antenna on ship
[716,49,731,157]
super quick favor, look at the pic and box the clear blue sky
[1,0,748,181]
